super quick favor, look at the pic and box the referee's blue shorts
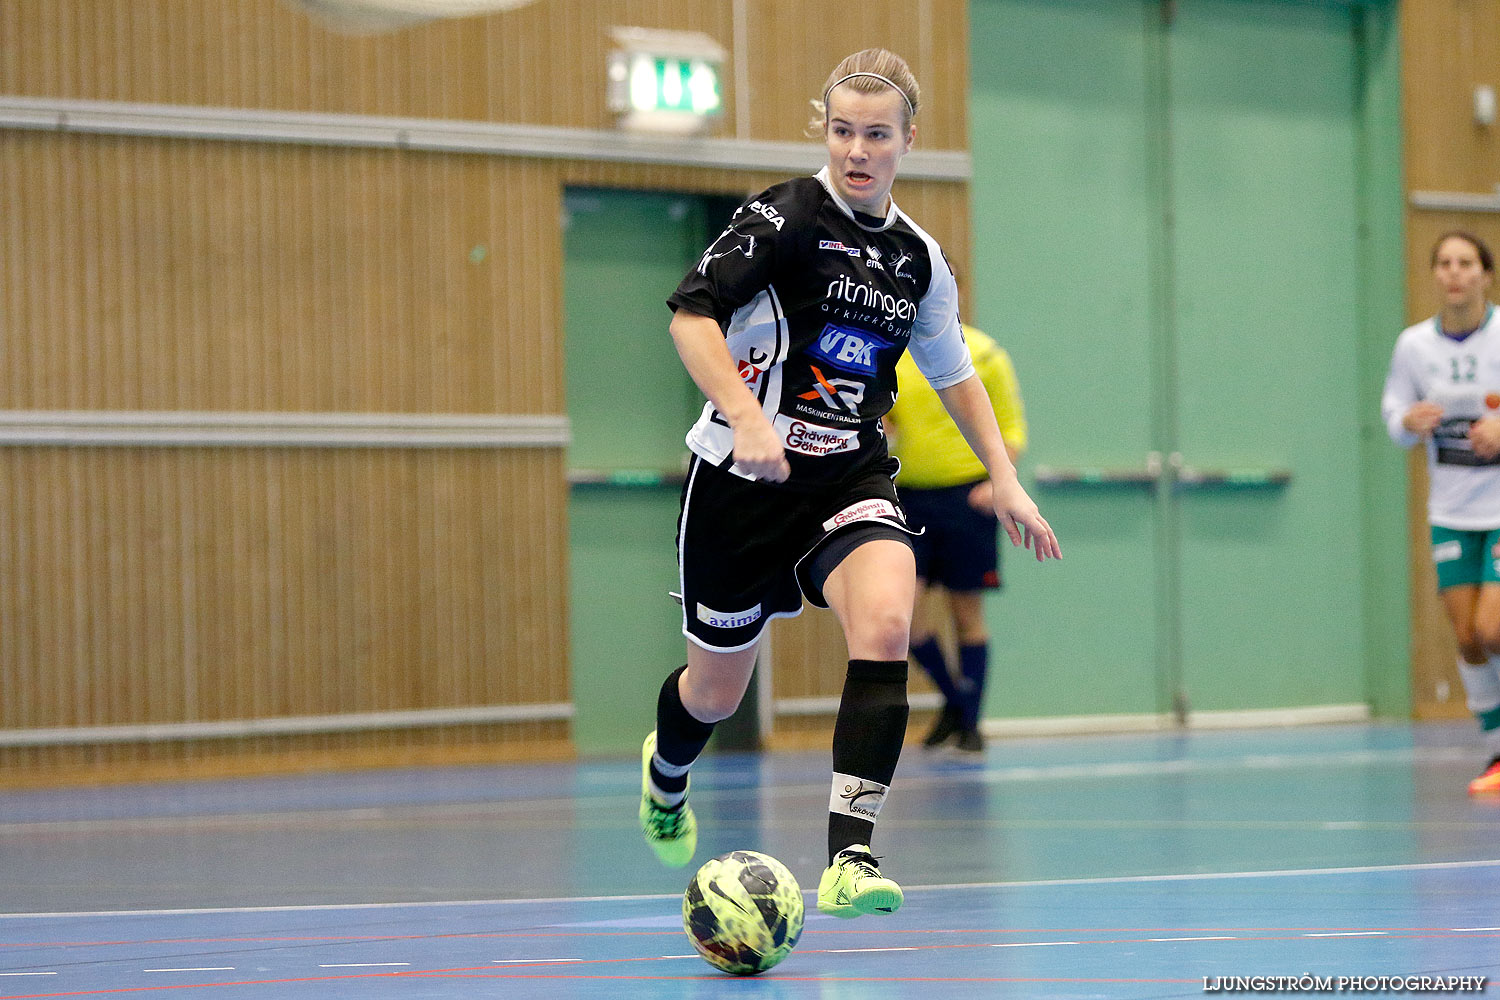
[899,480,1001,592]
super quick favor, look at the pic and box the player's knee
[688,686,744,723]
[851,605,912,661]
[681,668,752,723]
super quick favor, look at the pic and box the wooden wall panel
[0,0,969,780]
[0,0,966,147]
[1401,0,1500,721]
[741,0,968,149]
[0,448,568,719]
[1,131,561,414]
[0,0,734,127]
[1402,0,1500,192]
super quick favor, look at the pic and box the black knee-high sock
[650,665,716,800]
[828,659,909,863]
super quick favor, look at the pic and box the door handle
[1032,452,1290,492]
[1168,452,1291,491]
[1033,451,1164,490]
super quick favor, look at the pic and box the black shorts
[900,481,1001,592]
[676,454,916,652]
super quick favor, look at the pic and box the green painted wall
[968,0,1409,721]
[1353,4,1412,717]
[562,0,1411,753]
[563,188,757,755]
[969,0,1162,717]
[563,189,704,756]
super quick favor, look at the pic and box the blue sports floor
[1,721,1497,998]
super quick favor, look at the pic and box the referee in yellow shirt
[887,325,1027,755]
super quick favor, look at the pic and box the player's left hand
[991,477,1061,562]
[1470,416,1500,460]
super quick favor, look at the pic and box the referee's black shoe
[954,727,985,757]
[922,704,961,748]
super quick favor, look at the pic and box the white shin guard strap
[829,772,889,822]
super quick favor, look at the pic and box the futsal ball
[682,850,805,976]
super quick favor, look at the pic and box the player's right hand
[992,477,1062,562]
[1403,401,1444,436]
[731,417,790,483]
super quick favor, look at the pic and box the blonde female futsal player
[635,48,1061,918]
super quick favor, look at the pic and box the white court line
[1148,936,1237,942]
[0,892,681,919]
[3,858,1498,920]
[909,857,1500,894]
[491,959,582,964]
[991,941,1079,948]
[319,963,409,968]
[1454,926,1500,931]
[0,972,57,976]
[1303,931,1388,938]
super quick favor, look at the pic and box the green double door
[970,0,1399,720]
[563,188,751,755]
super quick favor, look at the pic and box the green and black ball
[682,850,805,975]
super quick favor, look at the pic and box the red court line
[0,971,1205,998]
[5,924,1494,948]
[0,969,439,999]
[432,975,1204,983]
[6,934,1494,998]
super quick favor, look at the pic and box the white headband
[823,72,915,116]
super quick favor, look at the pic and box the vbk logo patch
[811,324,890,376]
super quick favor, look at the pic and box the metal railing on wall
[0,410,570,449]
[0,95,971,180]
[1410,190,1500,213]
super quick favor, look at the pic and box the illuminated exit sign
[607,27,726,135]
[619,54,721,115]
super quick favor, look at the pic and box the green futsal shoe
[817,844,904,918]
[639,731,697,868]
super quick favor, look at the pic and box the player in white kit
[1382,231,1500,794]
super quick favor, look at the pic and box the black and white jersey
[668,166,974,488]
